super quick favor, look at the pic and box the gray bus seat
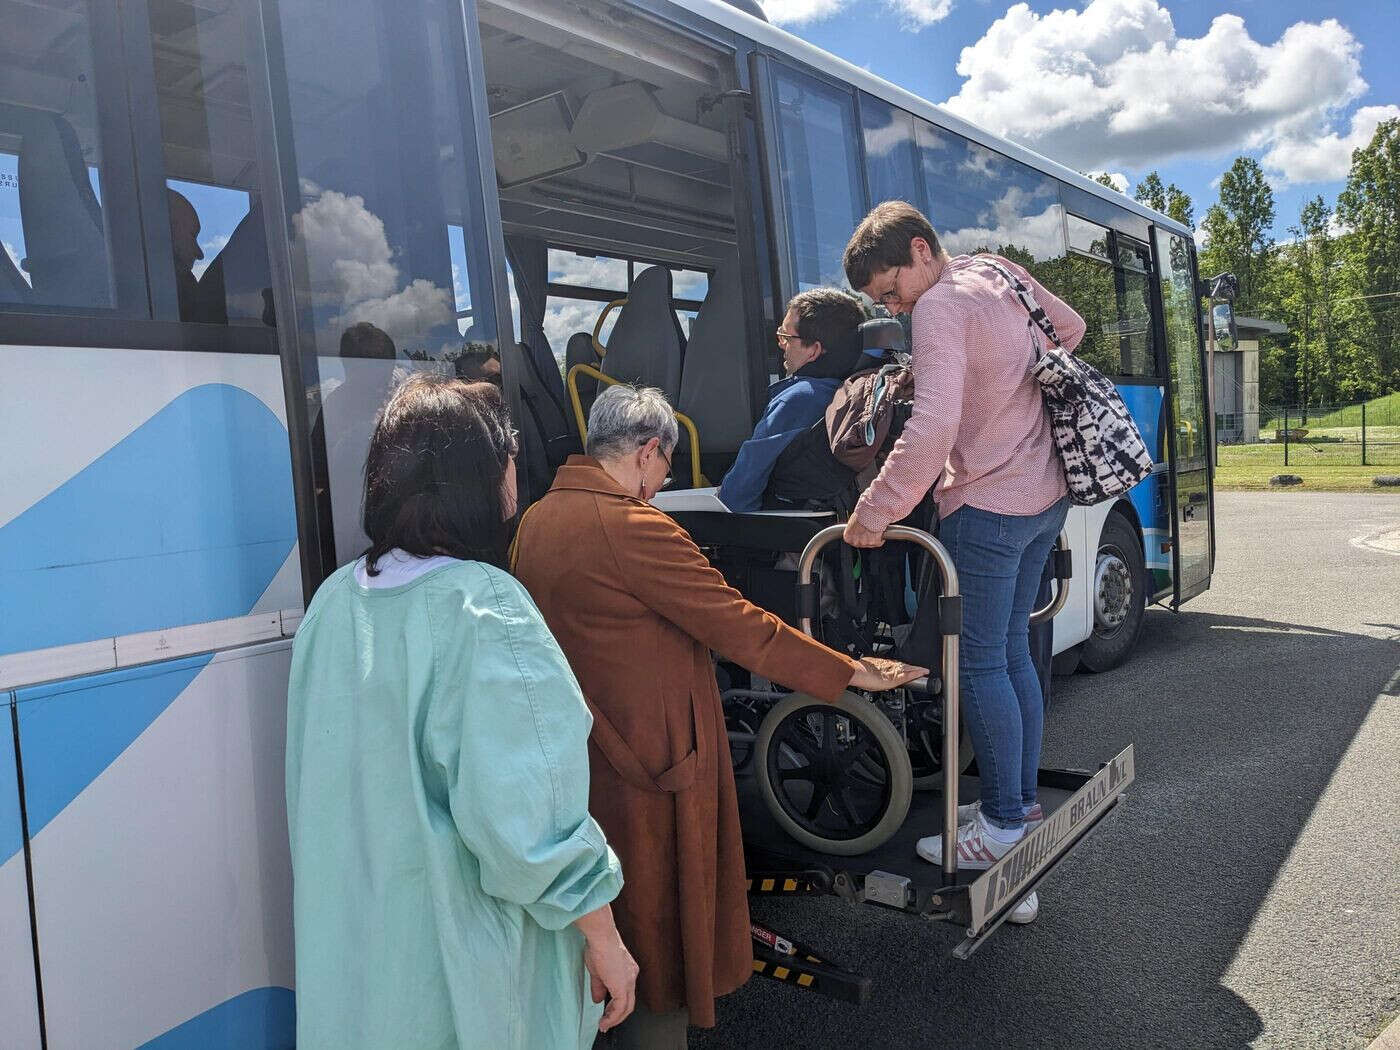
[517,340,578,469]
[601,264,685,401]
[4,107,110,307]
[564,331,600,427]
[677,262,752,464]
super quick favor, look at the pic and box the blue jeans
[940,496,1070,829]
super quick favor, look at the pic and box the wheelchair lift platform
[739,744,1135,1000]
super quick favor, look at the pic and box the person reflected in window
[717,289,865,512]
[167,188,206,323]
[455,342,501,384]
[320,322,401,566]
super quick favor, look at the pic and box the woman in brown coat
[512,384,923,1047]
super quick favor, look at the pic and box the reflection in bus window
[271,0,497,567]
[1061,216,1156,379]
[916,120,1065,272]
[859,94,922,211]
[148,0,275,327]
[771,66,865,290]
[0,1,117,310]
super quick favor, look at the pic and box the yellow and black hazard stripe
[750,925,872,1004]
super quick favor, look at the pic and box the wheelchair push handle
[793,523,964,881]
[1029,531,1072,626]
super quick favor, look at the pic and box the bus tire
[756,691,913,856]
[1079,512,1146,673]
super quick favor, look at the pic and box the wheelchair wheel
[907,698,974,790]
[755,691,912,856]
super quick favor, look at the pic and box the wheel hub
[1094,548,1132,633]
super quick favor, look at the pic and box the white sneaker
[1005,891,1039,925]
[916,813,1022,870]
[956,800,1045,831]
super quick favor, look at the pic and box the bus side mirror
[1211,302,1237,353]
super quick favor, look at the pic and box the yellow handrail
[591,298,627,358]
[566,362,708,489]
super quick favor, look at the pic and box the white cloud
[192,233,229,280]
[1262,104,1400,186]
[887,0,953,30]
[941,0,1376,186]
[292,187,455,351]
[762,0,952,29]
[940,192,1066,262]
[332,277,455,339]
[762,0,845,26]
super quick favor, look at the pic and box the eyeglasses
[657,444,673,487]
[775,328,802,347]
[873,266,903,307]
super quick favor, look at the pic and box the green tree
[1133,171,1194,227]
[1337,118,1400,392]
[1277,197,1343,412]
[1200,157,1275,314]
[1092,171,1122,192]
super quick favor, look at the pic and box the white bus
[0,0,1212,1044]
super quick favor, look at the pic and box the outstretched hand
[849,656,927,692]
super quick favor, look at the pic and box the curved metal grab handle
[1029,531,1072,626]
[793,523,963,880]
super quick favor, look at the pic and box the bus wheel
[1079,513,1146,673]
[756,691,912,856]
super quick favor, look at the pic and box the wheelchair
[674,504,1069,859]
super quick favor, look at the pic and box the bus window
[858,94,922,212]
[268,0,500,568]
[147,0,275,327]
[915,121,1065,274]
[1061,216,1156,379]
[0,1,123,310]
[770,66,865,291]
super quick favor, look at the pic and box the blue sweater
[718,374,842,512]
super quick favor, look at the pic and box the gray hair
[585,384,679,461]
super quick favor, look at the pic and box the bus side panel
[1,695,42,1050]
[0,346,302,659]
[1118,384,1173,595]
[16,644,295,1050]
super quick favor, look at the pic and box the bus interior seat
[676,260,751,464]
[517,339,579,468]
[5,106,110,307]
[600,263,684,401]
[565,330,600,423]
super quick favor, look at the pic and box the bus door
[1153,227,1214,605]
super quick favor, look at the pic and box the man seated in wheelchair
[717,288,874,513]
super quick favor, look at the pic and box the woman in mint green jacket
[286,375,637,1050]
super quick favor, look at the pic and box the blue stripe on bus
[138,986,295,1050]
[0,383,296,657]
[9,655,213,857]
[1,699,20,865]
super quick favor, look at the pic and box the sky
[757,0,1399,241]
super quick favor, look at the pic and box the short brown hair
[786,287,866,352]
[843,201,942,290]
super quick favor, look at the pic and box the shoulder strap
[976,256,1062,350]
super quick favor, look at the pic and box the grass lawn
[1215,442,1400,492]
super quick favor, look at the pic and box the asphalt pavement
[694,491,1400,1050]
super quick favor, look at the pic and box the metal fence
[1234,401,1400,466]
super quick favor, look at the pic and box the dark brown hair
[361,374,516,573]
[786,287,866,354]
[842,201,942,290]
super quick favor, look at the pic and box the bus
[0,0,1214,1044]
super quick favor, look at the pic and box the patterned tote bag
[978,257,1154,506]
